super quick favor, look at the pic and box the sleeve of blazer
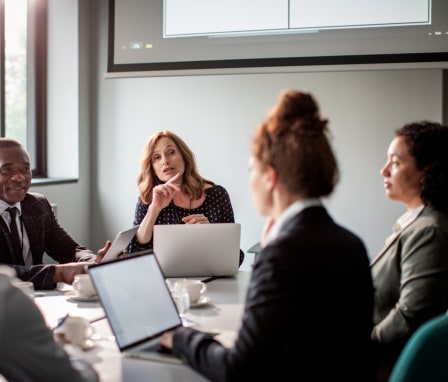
[13,264,57,290]
[0,274,98,381]
[171,244,295,381]
[22,193,96,264]
[372,222,448,345]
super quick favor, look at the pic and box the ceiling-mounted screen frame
[107,0,448,77]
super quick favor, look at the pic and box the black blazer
[172,206,376,381]
[0,192,95,289]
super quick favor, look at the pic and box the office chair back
[388,313,448,382]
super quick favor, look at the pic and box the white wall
[32,0,446,268]
[93,69,442,261]
[46,0,79,179]
[30,0,91,246]
[85,0,443,263]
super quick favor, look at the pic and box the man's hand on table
[53,240,112,284]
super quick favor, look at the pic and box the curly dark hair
[396,121,448,213]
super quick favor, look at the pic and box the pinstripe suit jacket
[0,192,96,289]
[371,205,448,358]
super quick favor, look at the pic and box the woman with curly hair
[371,121,448,379]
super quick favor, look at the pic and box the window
[0,0,47,177]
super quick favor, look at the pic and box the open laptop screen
[88,252,182,350]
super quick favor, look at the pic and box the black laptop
[88,251,183,364]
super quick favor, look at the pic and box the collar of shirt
[0,200,22,221]
[263,198,322,247]
[393,204,425,233]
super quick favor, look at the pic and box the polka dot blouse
[126,184,235,253]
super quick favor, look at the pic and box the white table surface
[33,271,251,382]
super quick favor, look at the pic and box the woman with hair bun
[159,89,376,382]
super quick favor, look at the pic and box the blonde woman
[127,131,243,264]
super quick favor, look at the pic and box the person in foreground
[0,266,99,381]
[127,130,243,264]
[370,121,448,378]
[0,138,110,290]
[159,89,376,381]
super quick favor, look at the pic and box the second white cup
[174,279,207,304]
[72,274,96,298]
[63,316,95,346]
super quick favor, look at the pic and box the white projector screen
[108,0,448,75]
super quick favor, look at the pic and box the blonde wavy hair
[137,130,213,204]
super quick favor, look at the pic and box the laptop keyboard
[140,343,173,355]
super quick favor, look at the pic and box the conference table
[33,271,251,381]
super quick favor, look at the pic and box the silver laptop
[87,252,183,364]
[153,223,241,278]
[102,226,139,262]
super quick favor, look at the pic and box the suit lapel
[370,206,427,266]
[18,196,41,264]
[0,216,15,263]
[370,233,400,266]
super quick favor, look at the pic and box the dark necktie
[7,207,24,265]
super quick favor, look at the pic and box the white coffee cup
[72,274,96,298]
[63,316,95,346]
[174,279,207,304]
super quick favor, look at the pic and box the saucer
[190,295,211,308]
[65,290,98,302]
[58,335,97,351]
[79,338,97,351]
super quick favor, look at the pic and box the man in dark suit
[0,138,110,289]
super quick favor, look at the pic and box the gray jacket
[0,270,98,382]
[371,205,448,355]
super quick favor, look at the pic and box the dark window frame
[0,0,47,177]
